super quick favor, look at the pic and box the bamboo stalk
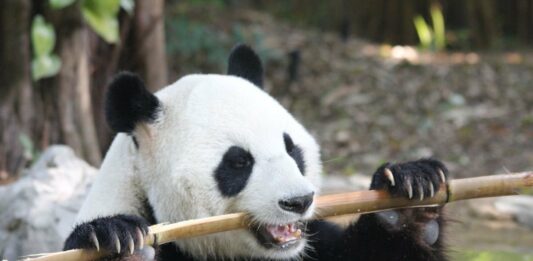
[23,171,533,261]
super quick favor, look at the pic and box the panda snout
[278,192,314,214]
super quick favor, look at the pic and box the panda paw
[370,158,448,201]
[370,159,449,245]
[63,214,149,256]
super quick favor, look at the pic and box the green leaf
[31,15,56,57]
[430,3,446,51]
[49,0,77,9]
[32,54,62,81]
[81,0,120,43]
[413,15,433,49]
[120,0,134,14]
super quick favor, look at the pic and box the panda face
[130,74,321,259]
[101,45,322,259]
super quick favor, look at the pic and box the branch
[23,171,533,261]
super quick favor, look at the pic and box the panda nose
[278,192,315,214]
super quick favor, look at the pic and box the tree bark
[466,0,499,48]
[131,0,168,92]
[0,0,171,180]
[46,3,102,166]
[0,0,34,181]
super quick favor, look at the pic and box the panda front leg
[308,158,449,261]
[63,214,156,261]
[350,158,449,260]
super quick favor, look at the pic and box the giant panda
[64,45,449,261]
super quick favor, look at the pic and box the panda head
[106,45,322,259]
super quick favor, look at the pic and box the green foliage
[413,3,446,51]
[19,134,40,163]
[453,250,533,261]
[32,55,62,81]
[31,15,61,81]
[48,0,130,42]
[413,15,432,49]
[81,0,120,43]
[31,16,56,57]
[32,0,132,80]
[188,0,226,8]
[49,0,76,9]
[166,18,274,73]
[166,18,226,70]
[430,4,445,51]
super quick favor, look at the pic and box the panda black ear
[105,72,160,133]
[227,44,263,88]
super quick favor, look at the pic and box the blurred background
[0,0,532,260]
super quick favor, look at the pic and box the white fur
[76,74,322,260]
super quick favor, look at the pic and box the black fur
[227,44,263,88]
[132,136,139,149]
[307,209,448,261]
[63,215,149,254]
[105,72,160,133]
[370,158,448,199]
[284,133,306,175]
[214,146,255,197]
[142,198,157,225]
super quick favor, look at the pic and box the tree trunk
[0,0,171,180]
[91,1,169,153]
[131,0,168,92]
[46,3,102,166]
[0,0,34,181]
[466,0,499,48]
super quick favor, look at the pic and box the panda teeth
[293,229,302,238]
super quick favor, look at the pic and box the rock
[0,145,97,260]
[494,196,533,229]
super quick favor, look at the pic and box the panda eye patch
[223,147,253,169]
[215,146,255,197]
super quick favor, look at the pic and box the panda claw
[418,183,424,201]
[136,227,145,249]
[112,231,121,254]
[429,183,435,197]
[438,168,446,183]
[128,234,135,255]
[89,230,100,252]
[384,168,395,186]
[406,179,413,199]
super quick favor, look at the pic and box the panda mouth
[250,222,305,249]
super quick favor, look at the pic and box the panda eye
[222,146,254,170]
[229,156,252,169]
[283,133,295,153]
